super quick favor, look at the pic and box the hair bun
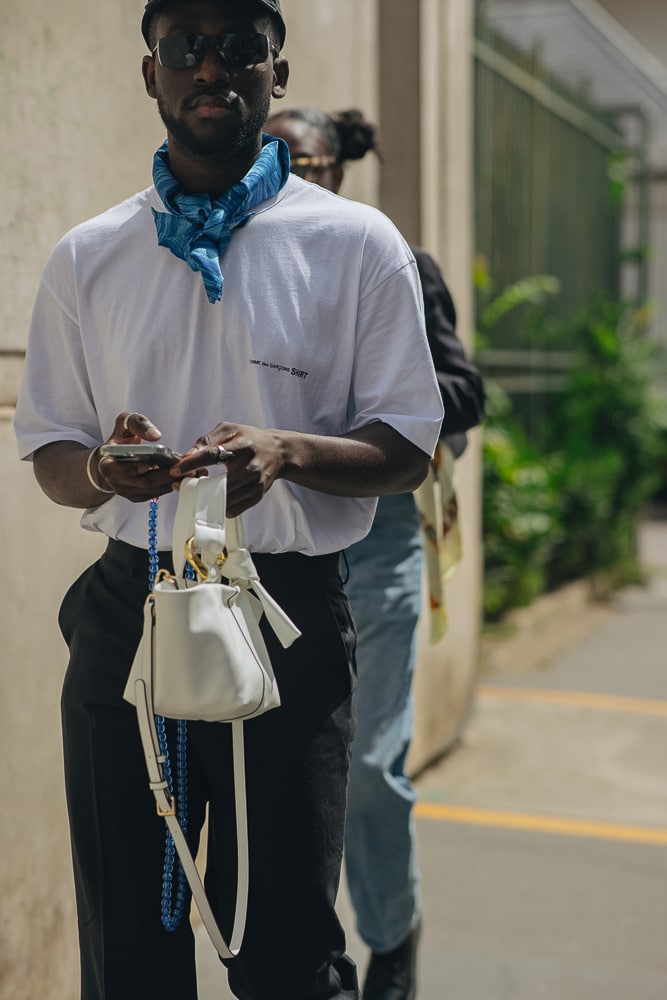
[332,109,383,163]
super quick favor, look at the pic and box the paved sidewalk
[196,512,667,998]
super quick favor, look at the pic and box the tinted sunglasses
[289,155,338,180]
[153,32,277,70]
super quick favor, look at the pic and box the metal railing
[474,25,624,325]
[473,7,630,437]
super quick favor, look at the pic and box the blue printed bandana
[151,135,290,303]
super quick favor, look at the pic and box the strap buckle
[157,793,177,818]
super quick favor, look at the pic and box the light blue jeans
[344,492,423,954]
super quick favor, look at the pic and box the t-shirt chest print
[249,358,309,381]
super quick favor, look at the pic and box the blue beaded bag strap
[148,497,193,932]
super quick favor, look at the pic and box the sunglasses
[289,155,338,180]
[153,32,277,70]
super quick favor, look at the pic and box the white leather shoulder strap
[129,609,248,960]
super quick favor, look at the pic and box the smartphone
[99,443,182,467]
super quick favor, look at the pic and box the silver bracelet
[86,447,114,494]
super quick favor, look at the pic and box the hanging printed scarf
[151,134,290,303]
[414,441,462,643]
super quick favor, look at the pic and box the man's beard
[156,93,271,160]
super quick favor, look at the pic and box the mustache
[186,90,240,110]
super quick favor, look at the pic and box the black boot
[362,920,421,1000]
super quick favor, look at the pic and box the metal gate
[474,2,628,435]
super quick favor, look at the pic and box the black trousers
[58,540,359,1000]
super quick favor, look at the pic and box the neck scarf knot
[151,135,290,303]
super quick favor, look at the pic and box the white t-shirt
[15,174,443,555]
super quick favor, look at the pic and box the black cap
[141,0,286,49]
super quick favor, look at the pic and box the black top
[412,246,485,457]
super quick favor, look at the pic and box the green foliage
[482,387,562,620]
[479,275,562,332]
[607,149,632,208]
[474,261,562,352]
[543,297,667,588]
[481,289,667,621]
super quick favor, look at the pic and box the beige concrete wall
[1,0,165,408]
[410,0,482,770]
[2,5,163,994]
[1,1,479,994]
[0,413,104,997]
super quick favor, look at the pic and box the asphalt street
[196,511,667,999]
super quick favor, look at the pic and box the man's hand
[95,412,186,504]
[171,420,431,518]
[34,412,189,509]
[172,423,286,518]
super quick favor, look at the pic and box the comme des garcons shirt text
[249,359,309,380]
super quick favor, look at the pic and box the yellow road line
[414,802,667,846]
[476,685,667,717]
